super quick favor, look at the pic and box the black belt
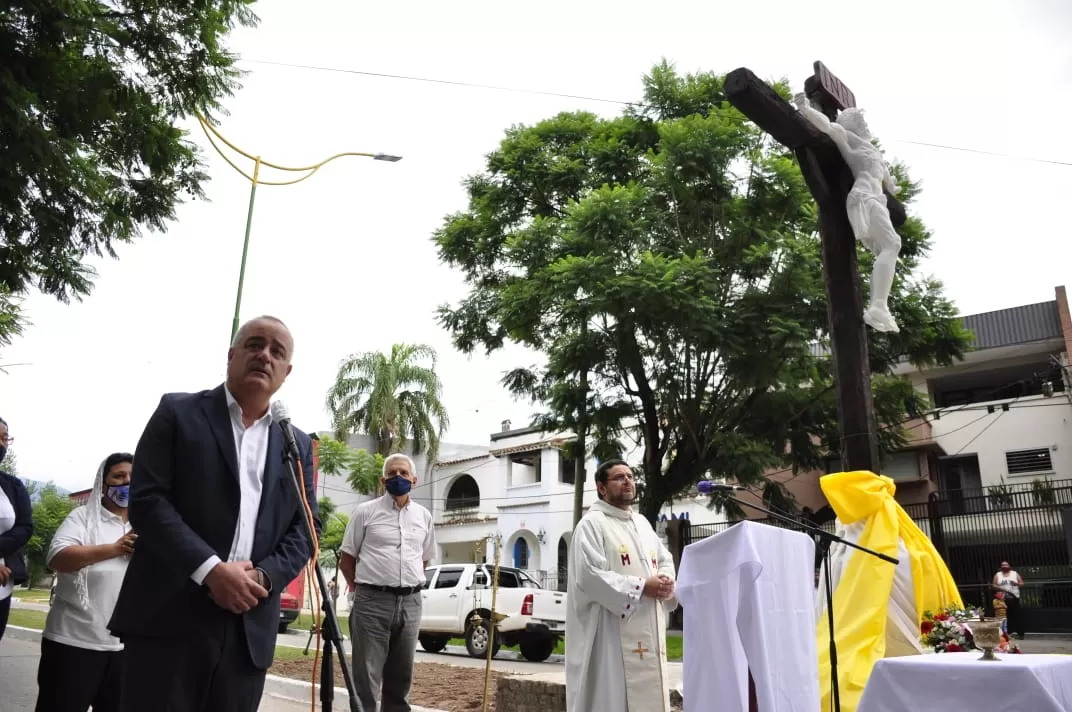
[357,582,422,596]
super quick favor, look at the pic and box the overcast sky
[3,0,1070,491]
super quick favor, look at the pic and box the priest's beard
[604,491,635,509]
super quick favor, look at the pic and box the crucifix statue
[794,94,902,334]
[725,61,909,476]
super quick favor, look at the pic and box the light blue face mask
[106,484,130,508]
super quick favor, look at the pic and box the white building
[427,419,706,590]
[892,285,1072,492]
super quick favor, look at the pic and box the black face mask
[0,445,8,464]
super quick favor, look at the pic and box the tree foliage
[0,1,258,303]
[326,343,450,463]
[317,434,384,496]
[25,482,77,586]
[1,447,19,478]
[316,496,349,568]
[434,61,971,524]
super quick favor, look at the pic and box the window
[882,451,921,481]
[434,567,465,589]
[1006,448,1053,475]
[496,570,520,588]
[445,474,480,511]
[423,568,436,589]
[560,452,576,485]
[508,452,541,487]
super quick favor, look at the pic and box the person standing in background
[35,453,136,712]
[109,316,319,712]
[993,561,1025,639]
[339,453,436,712]
[0,416,33,642]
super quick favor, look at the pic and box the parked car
[279,589,301,634]
[417,564,566,662]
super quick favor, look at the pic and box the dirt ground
[270,659,500,711]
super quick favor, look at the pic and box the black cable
[239,58,1072,168]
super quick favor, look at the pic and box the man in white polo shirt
[339,453,436,712]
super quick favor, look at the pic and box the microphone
[696,480,746,494]
[270,401,302,461]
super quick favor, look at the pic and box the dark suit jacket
[0,471,33,585]
[108,385,320,670]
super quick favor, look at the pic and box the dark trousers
[35,638,124,712]
[349,586,422,712]
[1005,594,1025,637]
[0,595,10,642]
[119,612,266,712]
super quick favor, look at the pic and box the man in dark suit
[109,316,320,712]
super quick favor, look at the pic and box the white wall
[929,395,1072,487]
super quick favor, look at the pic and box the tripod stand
[282,447,362,712]
[723,494,897,712]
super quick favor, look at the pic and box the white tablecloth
[858,653,1072,712]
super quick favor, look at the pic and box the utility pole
[572,317,589,528]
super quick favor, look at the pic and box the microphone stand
[281,447,362,712]
[720,492,898,712]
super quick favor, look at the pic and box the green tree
[316,496,350,569]
[317,435,384,496]
[435,61,970,524]
[0,2,257,303]
[25,483,77,586]
[325,344,450,464]
[1,446,19,478]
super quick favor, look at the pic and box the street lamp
[196,114,402,342]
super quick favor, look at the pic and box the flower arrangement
[919,607,1022,653]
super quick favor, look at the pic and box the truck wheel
[419,635,449,653]
[519,636,555,662]
[278,622,289,635]
[465,617,501,659]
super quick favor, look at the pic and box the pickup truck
[417,563,566,662]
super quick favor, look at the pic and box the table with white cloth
[858,653,1072,712]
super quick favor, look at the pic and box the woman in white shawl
[35,453,136,712]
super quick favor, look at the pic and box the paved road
[276,626,565,673]
[0,630,317,712]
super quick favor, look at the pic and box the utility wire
[239,58,1072,168]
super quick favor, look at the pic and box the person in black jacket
[0,416,34,641]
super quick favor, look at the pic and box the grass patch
[273,645,309,662]
[9,608,47,629]
[12,589,51,602]
[446,634,684,662]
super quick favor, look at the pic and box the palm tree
[325,343,450,465]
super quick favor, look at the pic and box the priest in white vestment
[565,459,678,712]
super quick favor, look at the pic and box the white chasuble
[565,500,678,712]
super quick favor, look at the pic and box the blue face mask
[384,476,412,497]
[106,484,130,508]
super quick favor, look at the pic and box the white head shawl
[73,456,112,615]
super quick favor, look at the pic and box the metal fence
[683,479,1072,633]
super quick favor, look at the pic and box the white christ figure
[794,93,902,333]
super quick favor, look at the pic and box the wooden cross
[725,61,908,474]
[631,641,649,659]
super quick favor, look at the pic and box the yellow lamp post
[196,115,402,342]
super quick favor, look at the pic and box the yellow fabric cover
[816,471,962,712]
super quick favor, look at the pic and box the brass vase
[972,619,1002,661]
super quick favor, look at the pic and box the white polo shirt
[341,495,436,588]
[44,505,132,651]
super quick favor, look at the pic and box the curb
[263,674,448,712]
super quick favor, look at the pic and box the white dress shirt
[0,485,15,601]
[341,495,436,588]
[45,506,133,651]
[190,387,272,585]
